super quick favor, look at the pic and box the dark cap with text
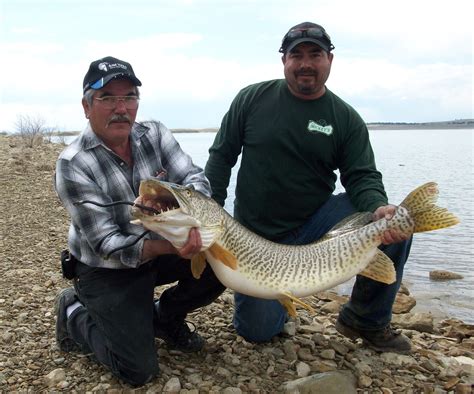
[279,22,334,53]
[83,56,142,93]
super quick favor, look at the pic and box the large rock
[392,312,434,333]
[280,371,356,393]
[393,293,416,314]
[429,270,464,280]
[439,319,474,339]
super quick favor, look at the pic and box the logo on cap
[98,62,108,72]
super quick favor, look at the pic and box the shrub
[15,114,49,147]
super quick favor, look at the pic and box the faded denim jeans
[233,193,412,342]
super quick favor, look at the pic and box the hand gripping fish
[131,180,459,317]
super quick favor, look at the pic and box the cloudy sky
[0,0,472,132]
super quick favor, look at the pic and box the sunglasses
[280,27,334,52]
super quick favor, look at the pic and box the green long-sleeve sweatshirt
[205,79,387,240]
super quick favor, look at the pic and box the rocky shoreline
[0,135,473,393]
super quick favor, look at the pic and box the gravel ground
[0,135,473,393]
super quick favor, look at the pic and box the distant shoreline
[170,127,219,133]
[7,119,470,137]
[175,120,474,132]
[366,120,473,130]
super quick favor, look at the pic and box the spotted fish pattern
[134,181,459,316]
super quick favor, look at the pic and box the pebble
[44,368,66,387]
[163,377,181,392]
[282,321,297,336]
[297,347,315,361]
[320,349,336,360]
[358,374,372,387]
[296,362,311,377]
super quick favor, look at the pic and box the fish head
[131,179,223,249]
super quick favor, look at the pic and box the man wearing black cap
[205,23,413,353]
[54,56,225,386]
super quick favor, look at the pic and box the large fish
[131,181,459,317]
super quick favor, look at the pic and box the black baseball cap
[279,22,334,53]
[83,56,142,93]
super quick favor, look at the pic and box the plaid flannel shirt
[55,121,210,269]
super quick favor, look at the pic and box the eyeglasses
[94,96,140,110]
[280,27,334,52]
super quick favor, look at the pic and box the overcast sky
[0,0,472,132]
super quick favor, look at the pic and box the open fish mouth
[72,181,184,218]
[72,180,202,257]
[131,180,202,241]
[134,180,184,218]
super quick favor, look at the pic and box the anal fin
[191,252,207,279]
[359,250,396,284]
[279,292,315,317]
[208,243,238,270]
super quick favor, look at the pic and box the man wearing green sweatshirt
[205,22,413,353]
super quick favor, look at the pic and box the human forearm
[339,123,387,211]
[141,239,176,261]
[205,101,245,206]
[205,155,232,206]
[141,228,203,261]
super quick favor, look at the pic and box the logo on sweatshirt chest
[307,120,333,136]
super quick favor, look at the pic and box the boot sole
[54,288,80,352]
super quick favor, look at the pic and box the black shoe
[155,303,204,353]
[335,317,411,354]
[54,287,81,352]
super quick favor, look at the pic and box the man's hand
[373,205,410,245]
[142,228,202,261]
[172,228,202,259]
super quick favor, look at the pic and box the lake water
[61,129,474,323]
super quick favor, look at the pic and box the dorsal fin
[317,212,373,243]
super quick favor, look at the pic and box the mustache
[295,68,317,76]
[106,114,132,127]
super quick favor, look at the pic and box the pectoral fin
[208,243,238,270]
[191,252,207,279]
[279,292,315,317]
[359,250,396,284]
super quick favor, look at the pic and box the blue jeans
[233,193,412,342]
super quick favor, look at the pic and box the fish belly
[205,254,281,299]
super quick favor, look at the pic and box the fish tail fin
[400,182,460,233]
